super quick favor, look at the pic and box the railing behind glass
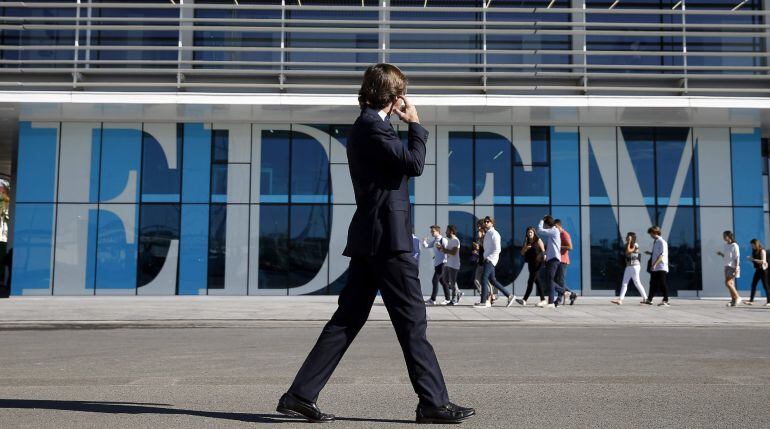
[0,1,767,95]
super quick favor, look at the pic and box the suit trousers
[288,252,450,408]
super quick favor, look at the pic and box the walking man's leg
[486,261,510,298]
[377,253,449,406]
[287,258,377,404]
[545,259,560,304]
[430,264,442,302]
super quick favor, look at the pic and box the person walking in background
[745,239,770,306]
[717,230,743,307]
[516,226,545,306]
[554,219,577,305]
[612,232,648,305]
[474,216,516,308]
[423,225,450,306]
[472,220,496,304]
[643,226,670,307]
[537,215,561,308]
[439,225,462,305]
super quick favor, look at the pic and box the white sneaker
[735,297,743,306]
[545,303,556,308]
[424,299,436,306]
[765,302,770,307]
[536,300,548,308]
[473,301,491,308]
[506,295,516,308]
[440,300,451,306]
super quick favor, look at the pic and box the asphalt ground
[1,320,769,428]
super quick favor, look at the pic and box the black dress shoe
[276,392,335,423]
[416,402,475,424]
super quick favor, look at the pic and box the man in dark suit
[277,64,475,424]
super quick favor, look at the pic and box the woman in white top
[745,239,770,306]
[612,232,648,305]
[716,230,743,307]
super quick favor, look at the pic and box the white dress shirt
[483,227,502,266]
[423,235,448,267]
[537,220,562,262]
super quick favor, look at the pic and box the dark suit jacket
[342,105,428,257]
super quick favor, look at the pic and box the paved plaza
[0,297,769,428]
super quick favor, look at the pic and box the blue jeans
[544,258,561,304]
[554,263,572,297]
[481,260,510,302]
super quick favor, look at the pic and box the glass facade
[10,121,765,297]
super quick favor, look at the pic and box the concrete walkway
[1,296,769,328]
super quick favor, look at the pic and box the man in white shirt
[439,225,462,304]
[474,216,516,308]
[643,225,670,306]
[537,215,562,308]
[423,225,450,305]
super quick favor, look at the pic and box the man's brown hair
[358,63,408,110]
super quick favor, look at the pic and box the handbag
[646,256,653,274]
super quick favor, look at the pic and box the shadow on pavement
[0,399,414,424]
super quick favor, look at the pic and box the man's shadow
[0,399,413,424]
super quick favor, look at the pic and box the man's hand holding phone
[391,95,420,124]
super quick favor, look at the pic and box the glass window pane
[141,125,181,202]
[657,206,700,292]
[259,204,290,290]
[260,130,290,203]
[207,204,227,290]
[514,166,550,205]
[589,206,622,291]
[291,130,330,203]
[137,204,180,291]
[448,131,474,204]
[620,127,655,206]
[475,131,512,204]
[656,128,694,206]
[288,205,330,289]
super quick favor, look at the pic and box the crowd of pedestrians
[417,219,770,308]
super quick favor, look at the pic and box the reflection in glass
[138,204,180,288]
[589,206,622,290]
[291,131,330,203]
[207,204,227,289]
[515,126,550,166]
[514,167,549,205]
[448,132,474,204]
[656,128,694,205]
[141,128,181,203]
[475,131,512,204]
[447,210,478,291]
[210,164,228,203]
[259,204,290,290]
[260,130,290,203]
[288,205,330,289]
[658,206,699,293]
[620,127,655,205]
